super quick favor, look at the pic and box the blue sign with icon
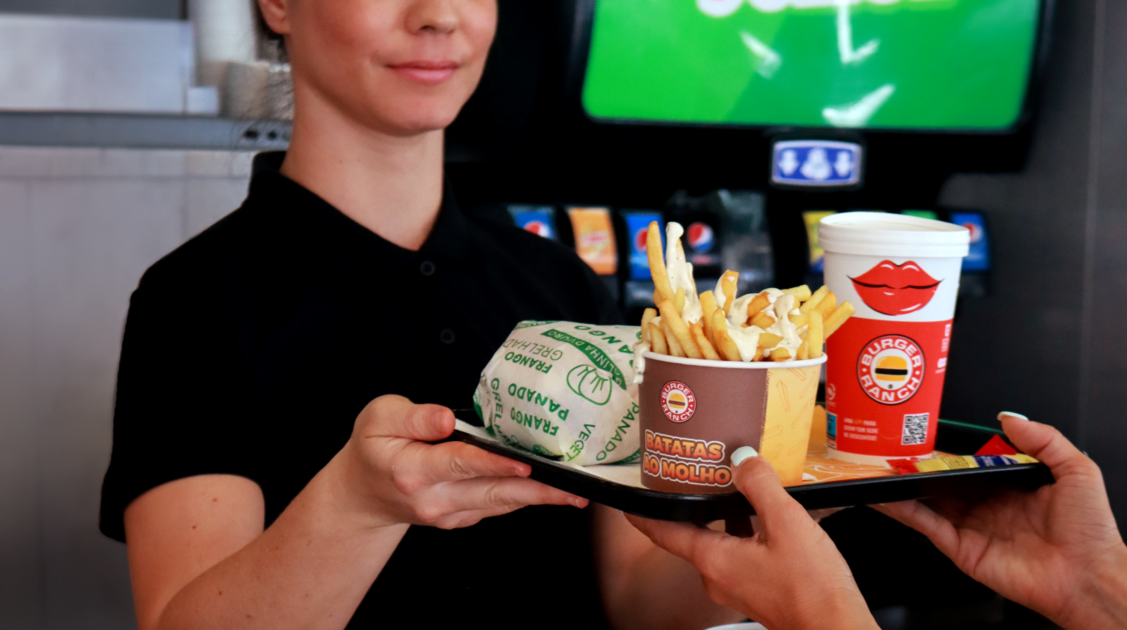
[623,212,664,280]
[508,205,558,241]
[950,211,991,272]
[772,140,863,187]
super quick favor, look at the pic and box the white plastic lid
[819,212,970,259]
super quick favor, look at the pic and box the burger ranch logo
[660,381,696,423]
[643,430,733,488]
[857,335,925,405]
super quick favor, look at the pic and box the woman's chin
[371,109,461,137]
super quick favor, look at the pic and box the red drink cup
[820,213,970,465]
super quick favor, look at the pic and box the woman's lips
[850,261,942,316]
[389,61,458,85]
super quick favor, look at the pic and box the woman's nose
[406,0,459,35]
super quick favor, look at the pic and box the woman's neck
[279,92,445,252]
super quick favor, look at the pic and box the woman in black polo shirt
[100,2,742,629]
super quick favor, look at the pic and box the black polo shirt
[100,170,621,629]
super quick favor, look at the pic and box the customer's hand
[626,449,878,630]
[875,413,1127,630]
[337,395,587,530]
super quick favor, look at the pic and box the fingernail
[998,411,1029,422]
[731,446,758,467]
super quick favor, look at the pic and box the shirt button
[439,329,456,345]
[420,261,436,277]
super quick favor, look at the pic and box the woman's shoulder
[468,215,592,274]
[135,201,271,302]
[465,216,623,325]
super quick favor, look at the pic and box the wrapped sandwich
[473,321,642,465]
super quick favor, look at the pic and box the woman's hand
[625,449,878,630]
[875,413,1127,630]
[337,395,587,531]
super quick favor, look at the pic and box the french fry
[662,320,686,357]
[658,300,703,359]
[640,308,657,344]
[721,271,739,315]
[770,347,791,362]
[757,332,783,349]
[808,311,825,359]
[799,285,830,315]
[824,302,855,338]
[711,310,742,362]
[674,287,686,316]
[750,311,775,330]
[745,292,772,319]
[814,291,837,319]
[781,285,812,301]
[646,222,675,304]
[649,321,669,355]
[789,313,809,328]
[690,322,721,361]
[700,291,719,345]
[753,348,764,361]
[797,340,809,360]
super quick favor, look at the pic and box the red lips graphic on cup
[850,261,941,316]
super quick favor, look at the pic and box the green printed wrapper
[473,321,642,465]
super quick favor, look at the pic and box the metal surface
[0,112,291,150]
[0,147,255,629]
[0,14,191,114]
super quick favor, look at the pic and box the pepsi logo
[686,222,715,253]
[857,335,925,405]
[634,228,649,253]
[523,221,552,238]
[660,381,697,423]
[962,222,983,243]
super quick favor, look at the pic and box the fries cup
[638,352,826,492]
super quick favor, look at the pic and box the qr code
[902,413,929,446]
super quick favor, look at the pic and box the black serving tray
[444,413,1054,523]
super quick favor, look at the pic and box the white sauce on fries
[728,325,763,362]
[632,340,650,384]
[664,223,703,324]
[650,224,818,363]
[722,289,805,361]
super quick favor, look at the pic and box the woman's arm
[592,505,744,630]
[875,413,1127,630]
[126,466,406,630]
[126,396,586,630]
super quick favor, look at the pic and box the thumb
[998,412,1089,478]
[362,395,456,442]
[731,447,809,539]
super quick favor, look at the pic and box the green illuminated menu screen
[582,0,1040,130]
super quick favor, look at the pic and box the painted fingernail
[731,446,759,467]
[998,411,1029,422]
